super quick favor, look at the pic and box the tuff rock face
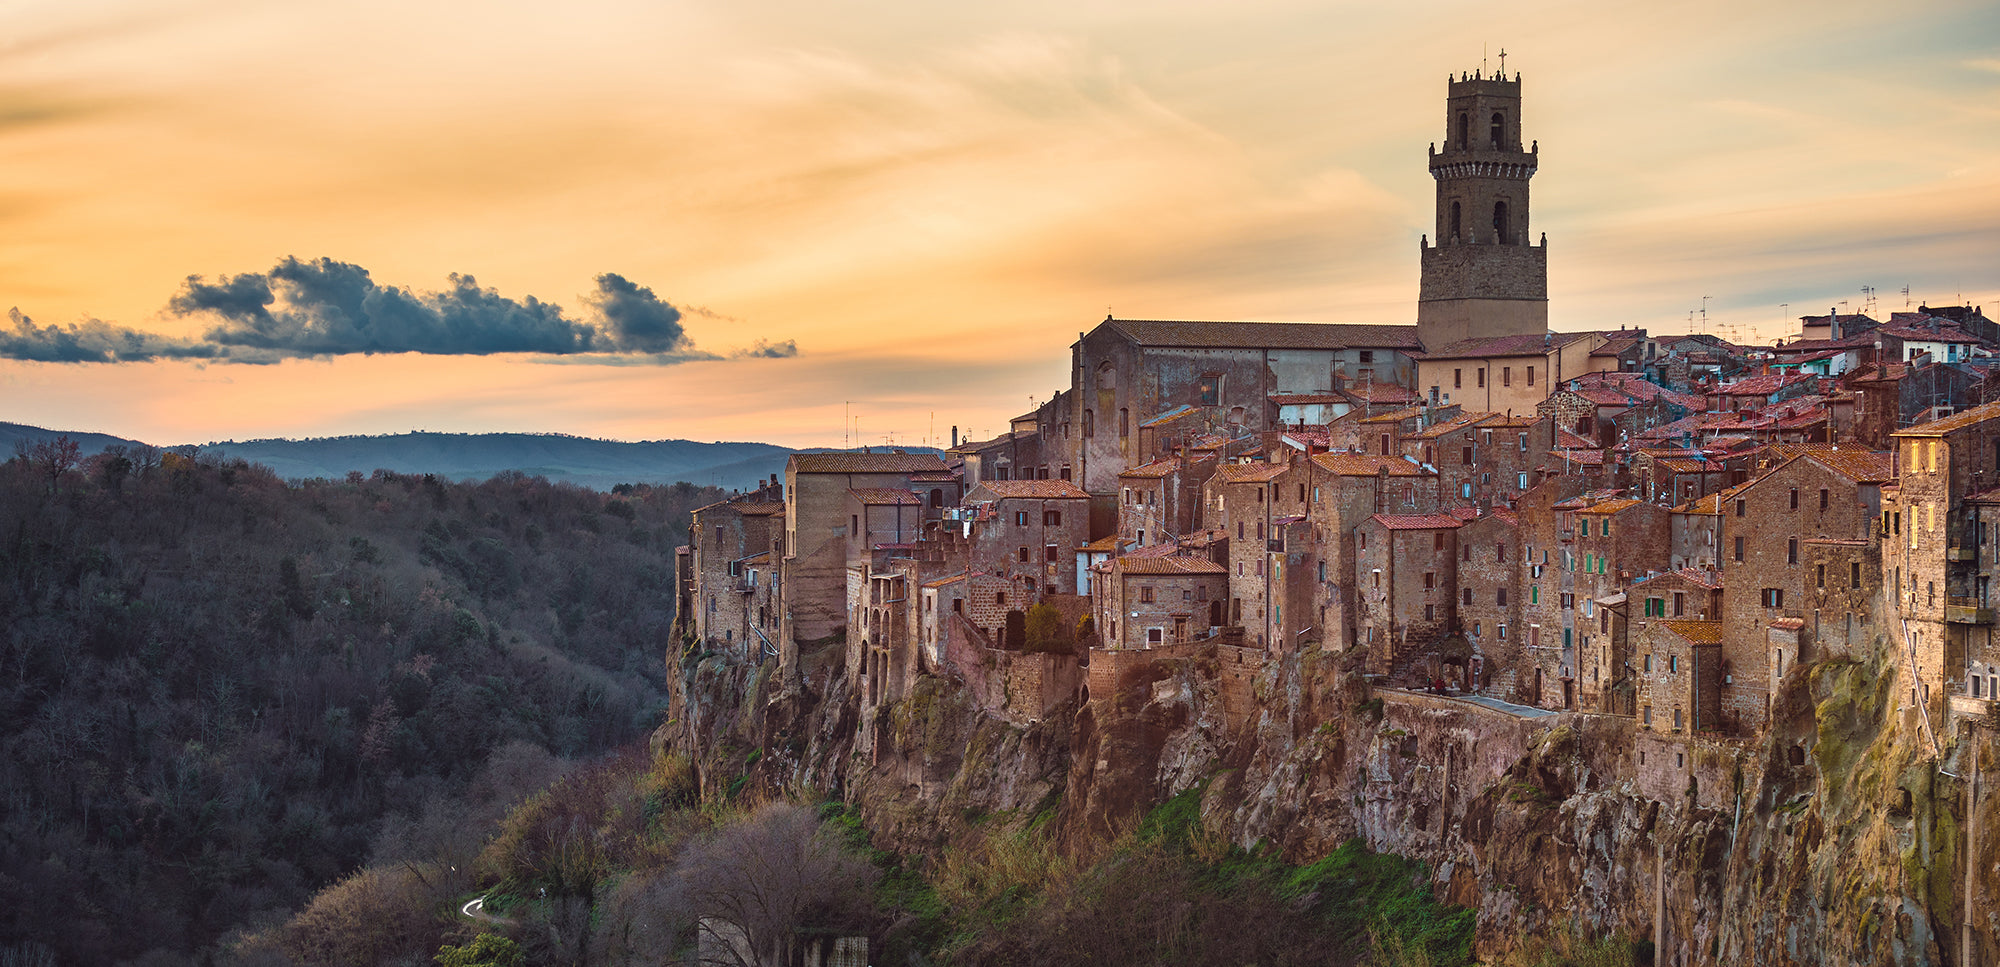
[662,632,1994,965]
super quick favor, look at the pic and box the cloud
[0,307,220,363]
[0,257,804,366]
[587,272,686,353]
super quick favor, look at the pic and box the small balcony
[1945,596,1993,624]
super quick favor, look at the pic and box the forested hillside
[0,440,722,964]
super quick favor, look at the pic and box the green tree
[435,934,524,967]
[1023,604,1072,654]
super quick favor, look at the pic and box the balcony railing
[1946,596,1993,625]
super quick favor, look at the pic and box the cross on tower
[1498,48,1507,76]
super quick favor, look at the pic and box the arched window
[1119,408,1129,437]
[1082,409,1094,438]
[929,488,943,508]
[1490,112,1505,147]
[1456,112,1469,147]
[1493,201,1510,244]
[1449,201,1461,241]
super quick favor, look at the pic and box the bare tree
[675,803,877,967]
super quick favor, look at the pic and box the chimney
[951,426,959,448]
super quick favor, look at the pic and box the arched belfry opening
[1450,201,1461,241]
[1490,112,1505,147]
[1456,113,1469,147]
[1492,200,1510,244]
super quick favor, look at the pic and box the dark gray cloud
[0,308,220,363]
[0,256,805,365]
[588,272,687,353]
[177,257,598,357]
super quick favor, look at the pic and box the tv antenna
[1902,286,1911,309]
[1861,285,1877,316]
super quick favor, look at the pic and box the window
[1492,201,1510,243]
[1603,520,1612,537]
[1044,510,1062,526]
[1473,621,1481,636]
[1503,366,1512,387]
[1735,499,1745,517]
[1673,592,1685,617]
[1669,655,1679,673]
[1531,586,1539,605]
[1643,706,1652,726]
[1424,572,1435,589]
[1139,587,1154,603]
[1454,368,1462,389]
[996,592,1007,606]
[1425,604,1435,621]
[1477,367,1486,388]
[1450,201,1462,239]
[1788,538,1798,565]
[1817,564,1825,588]
[1045,544,1059,563]
[1462,445,1473,465]
[1015,511,1030,526]
[1435,533,1446,552]
[1820,488,1829,511]
[1645,597,1664,617]
[1083,410,1094,438]
[1762,588,1784,608]
[1017,546,1029,562]
[1497,587,1508,606]
[1789,488,1799,511]
[1147,627,1163,644]
[1851,561,1862,589]
[1196,374,1221,406]
[1499,623,1508,639]
[1490,111,1505,147]
[1464,587,1474,606]
[1119,408,1129,437]
[1462,543,1471,562]
[1527,366,1535,386]
[1644,655,1653,673]
[1734,536,1745,562]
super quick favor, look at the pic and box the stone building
[1414,331,1614,416]
[1066,319,1422,494]
[1204,462,1292,650]
[1116,454,1215,549]
[781,451,950,670]
[1632,619,1724,736]
[687,482,787,659]
[1889,400,2000,728]
[962,479,1094,599]
[1092,555,1229,649]
[1354,513,1463,678]
[1417,70,1548,348]
[1719,447,1894,734]
[1454,508,1521,693]
[1562,495,1671,714]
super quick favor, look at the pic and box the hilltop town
[668,69,2000,963]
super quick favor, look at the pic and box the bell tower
[1416,67,1548,349]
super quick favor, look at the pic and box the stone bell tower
[1416,67,1548,349]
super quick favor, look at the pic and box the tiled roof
[1659,619,1725,644]
[1895,399,2000,437]
[1367,513,1465,530]
[791,451,948,474]
[1360,405,1425,424]
[1672,492,1724,514]
[1115,555,1227,575]
[1801,449,1896,484]
[1574,387,1638,405]
[1270,394,1346,405]
[1715,374,1808,396]
[1211,462,1288,484]
[848,488,921,505]
[1102,318,1423,350]
[1079,535,1126,553]
[1656,458,1714,474]
[1878,325,1984,344]
[1674,568,1722,589]
[1547,449,1606,465]
[969,480,1091,500]
[1415,329,1600,360]
[1309,453,1433,477]
[1119,458,1180,479]
[735,501,786,516]
[1406,413,1495,440]
[908,470,959,483]
[922,574,966,588]
[1573,498,1643,516]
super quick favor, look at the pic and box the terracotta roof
[1769,617,1807,631]
[1270,394,1346,405]
[1119,458,1180,479]
[848,488,921,505]
[1574,387,1638,405]
[1406,413,1495,440]
[1801,449,1896,484]
[1211,462,1288,484]
[1659,619,1724,644]
[1115,555,1227,575]
[734,501,786,516]
[1877,325,1984,344]
[1673,493,1724,515]
[922,574,966,588]
[969,480,1091,500]
[1101,318,1422,350]
[1368,513,1464,530]
[1079,535,1126,553]
[1415,329,1600,360]
[1359,405,1425,424]
[908,470,959,483]
[1573,498,1644,516]
[1895,399,2000,437]
[1547,449,1605,465]
[1715,374,1809,396]
[1556,428,1596,448]
[1655,458,1714,474]
[791,452,948,474]
[1675,567,1722,589]
[1309,453,1433,477]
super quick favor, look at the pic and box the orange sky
[1,0,1997,449]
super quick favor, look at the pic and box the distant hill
[0,422,939,492]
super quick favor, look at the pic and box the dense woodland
[0,439,723,964]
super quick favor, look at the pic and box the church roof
[1413,330,1600,360]
[1098,318,1422,351]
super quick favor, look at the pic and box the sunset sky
[1,0,1997,449]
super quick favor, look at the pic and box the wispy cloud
[0,258,797,365]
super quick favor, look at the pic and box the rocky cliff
[663,630,1995,965]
